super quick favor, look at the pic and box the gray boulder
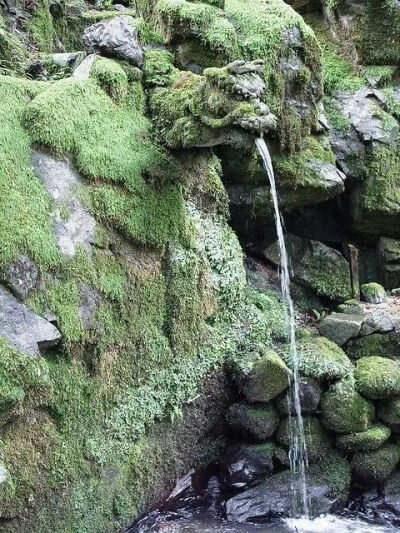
[319,312,364,346]
[335,88,398,146]
[2,255,38,300]
[361,309,395,335]
[226,452,350,521]
[83,16,143,66]
[0,286,61,356]
[32,150,96,258]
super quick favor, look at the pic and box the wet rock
[83,15,143,66]
[2,255,38,300]
[276,416,330,463]
[361,283,386,304]
[234,349,290,403]
[329,127,366,179]
[321,378,375,434]
[378,398,400,433]
[226,402,279,442]
[221,443,275,489]
[275,379,321,415]
[32,150,96,258]
[0,286,61,356]
[226,452,350,521]
[355,357,400,399]
[264,235,352,302]
[346,332,400,361]
[282,335,352,381]
[319,312,364,346]
[351,444,400,488]
[336,424,391,453]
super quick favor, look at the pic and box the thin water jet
[255,137,310,517]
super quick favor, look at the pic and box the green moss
[90,57,128,101]
[27,0,54,53]
[273,135,337,209]
[0,15,28,75]
[277,416,330,463]
[355,356,400,399]
[336,424,391,453]
[323,97,351,133]
[156,0,321,148]
[321,376,375,434]
[234,347,290,403]
[361,0,400,65]
[351,444,400,488]
[143,49,179,87]
[281,334,352,381]
[0,337,52,422]
[346,332,400,361]
[306,14,363,95]
[0,75,59,269]
[360,282,386,303]
[378,397,400,431]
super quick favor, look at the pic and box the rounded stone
[236,348,290,403]
[361,282,386,304]
[336,424,391,453]
[276,416,331,463]
[378,397,400,432]
[226,402,279,442]
[354,356,400,399]
[275,378,321,415]
[321,378,375,434]
[351,444,400,488]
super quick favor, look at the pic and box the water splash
[255,137,310,517]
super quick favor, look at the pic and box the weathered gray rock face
[226,453,350,521]
[32,150,96,258]
[83,16,143,66]
[0,286,61,355]
[264,235,352,302]
[379,237,400,290]
[335,89,398,146]
[319,312,364,346]
[2,255,38,300]
[72,53,96,81]
[361,309,395,335]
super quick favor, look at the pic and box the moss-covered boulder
[378,397,400,433]
[354,356,400,399]
[264,235,352,302]
[346,332,400,362]
[281,334,352,381]
[321,377,375,434]
[235,348,290,403]
[378,237,400,290]
[351,444,400,488]
[276,416,331,463]
[336,424,391,453]
[361,282,386,304]
[155,0,322,150]
[226,402,280,442]
[319,312,364,346]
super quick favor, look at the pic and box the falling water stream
[255,137,310,517]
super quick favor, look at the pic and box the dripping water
[255,137,310,517]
